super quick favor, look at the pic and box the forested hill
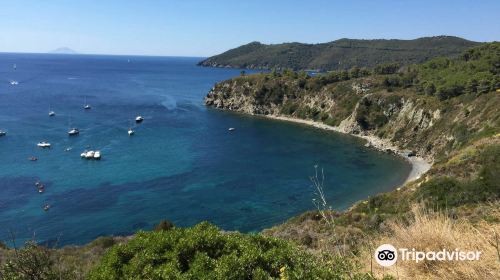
[198,36,480,71]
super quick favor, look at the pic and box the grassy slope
[198,36,480,71]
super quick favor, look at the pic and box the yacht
[135,116,144,123]
[128,128,135,136]
[37,141,51,148]
[68,128,80,136]
[0,130,6,137]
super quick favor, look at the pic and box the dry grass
[360,204,500,280]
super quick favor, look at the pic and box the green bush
[88,222,371,280]
[154,220,175,232]
[416,145,500,208]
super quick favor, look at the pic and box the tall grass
[361,204,500,279]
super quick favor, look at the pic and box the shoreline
[260,114,432,185]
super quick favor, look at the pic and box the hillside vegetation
[198,36,480,71]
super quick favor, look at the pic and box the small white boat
[228,127,236,131]
[10,80,18,85]
[93,151,101,160]
[0,130,6,137]
[37,142,51,148]
[84,96,91,110]
[135,116,144,123]
[68,128,80,136]
[128,128,135,136]
[49,111,55,117]
[43,204,51,211]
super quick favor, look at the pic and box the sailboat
[128,120,135,135]
[83,96,91,110]
[49,104,55,116]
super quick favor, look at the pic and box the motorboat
[93,151,101,160]
[228,127,236,131]
[128,128,135,135]
[81,150,101,160]
[37,142,51,148]
[29,156,38,161]
[0,130,6,137]
[49,111,55,117]
[43,204,51,211]
[135,116,144,123]
[10,80,18,85]
[68,128,80,136]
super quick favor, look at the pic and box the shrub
[88,222,367,280]
[154,220,175,232]
[89,236,116,249]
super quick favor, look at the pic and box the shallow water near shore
[0,54,411,246]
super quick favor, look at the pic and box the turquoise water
[0,54,411,246]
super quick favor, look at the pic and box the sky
[0,0,499,57]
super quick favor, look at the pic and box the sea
[0,53,411,246]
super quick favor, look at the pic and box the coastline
[260,114,432,185]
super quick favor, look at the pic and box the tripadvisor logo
[374,244,482,267]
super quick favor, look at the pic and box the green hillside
[198,36,480,71]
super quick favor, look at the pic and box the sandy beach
[262,115,432,185]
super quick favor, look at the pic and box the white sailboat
[84,96,91,110]
[128,120,135,135]
[49,104,55,116]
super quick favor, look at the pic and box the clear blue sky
[0,0,498,57]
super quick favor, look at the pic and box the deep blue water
[0,53,411,246]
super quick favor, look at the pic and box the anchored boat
[68,128,80,136]
[37,141,51,148]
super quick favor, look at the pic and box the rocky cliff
[205,73,498,161]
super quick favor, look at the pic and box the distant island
[198,36,480,71]
[49,47,78,54]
